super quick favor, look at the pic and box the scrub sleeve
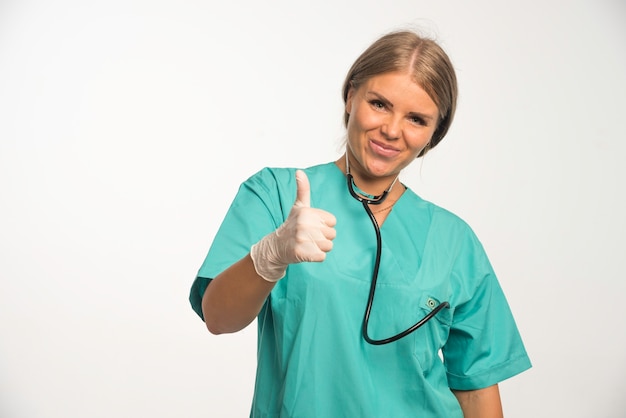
[189,167,292,320]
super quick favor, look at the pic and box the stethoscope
[345,153,450,345]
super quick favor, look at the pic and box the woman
[190,30,531,417]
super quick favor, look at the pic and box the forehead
[360,71,438,114]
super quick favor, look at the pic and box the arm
[202,170,336,335]
[202,253,275,335]
[452,384,503,418]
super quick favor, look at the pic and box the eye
[369,99,386,110]
[409,115,427,126]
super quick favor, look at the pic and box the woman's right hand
[250,170,337,282]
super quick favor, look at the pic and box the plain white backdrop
[1,0,625,417]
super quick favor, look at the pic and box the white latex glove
[250,170,337,282]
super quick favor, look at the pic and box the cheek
[406,128,435,150]
[351,106,381,133]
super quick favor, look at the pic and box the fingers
[292,209,336,262]
[319,210,337,229]
[288,169,337,263]
[314,230,334,253]
[294,170,335,226]
[294,170,310,208]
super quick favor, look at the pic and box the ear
[345,85,356,115]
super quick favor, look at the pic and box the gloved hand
[250,170,337,282]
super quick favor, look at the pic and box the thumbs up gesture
[250,170,337,282]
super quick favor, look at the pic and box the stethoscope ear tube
[347,174,450,345]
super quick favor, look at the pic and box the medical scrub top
[190,162,531,418]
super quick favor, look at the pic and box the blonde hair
[342,30,458,156]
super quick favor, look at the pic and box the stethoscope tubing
[346,173,450,345]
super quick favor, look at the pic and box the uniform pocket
[412,294,453,377]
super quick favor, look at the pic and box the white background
[1,0,625,417]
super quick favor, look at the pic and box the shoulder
[403,189,473,230]
[242,162,336,193]
[402,189,483,249]
[238,162,337,209]
[243,166,295,187]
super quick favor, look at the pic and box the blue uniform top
[190,162,531,418]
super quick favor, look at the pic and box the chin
[365,166,398,179]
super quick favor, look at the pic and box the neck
[337,152,401,198]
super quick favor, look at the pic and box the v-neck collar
[329,161,409,228]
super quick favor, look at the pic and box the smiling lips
[369,139,400,158]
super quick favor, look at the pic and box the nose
[381,115,401,140]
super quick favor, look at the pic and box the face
[345,71,439,182]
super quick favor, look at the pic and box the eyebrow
[366,91,437,122]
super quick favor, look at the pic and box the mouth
[369,139,400,157]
